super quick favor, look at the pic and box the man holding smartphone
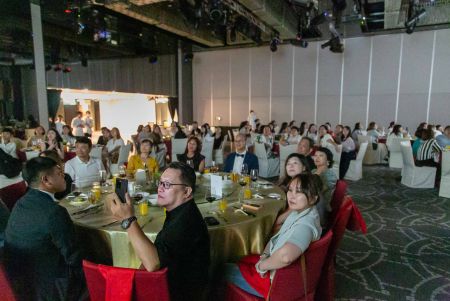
[110,162,210,301]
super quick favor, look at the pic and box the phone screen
[115,178,128,203]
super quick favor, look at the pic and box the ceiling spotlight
[45,64,52,71]
[405,8,426,34]
[54,64,62,72]
[270,35,281,52]
[184,53,194,63]
[291,33,308,48]
[149,55,158,64]
[62,66,72,73]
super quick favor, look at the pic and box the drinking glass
[205,190,216,213]
[238,175,248,203]
[99,170,107,186]
[250,169,258,189]
[119,165,126,178]
[211,161,218,173]
[241,163,248,175]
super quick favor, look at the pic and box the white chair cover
[254,142,279,178]
[279,144,298,177]
[201,138,214,167]
[345,142,368,181]
[110,144,131,175]
[326,144,342,179]
[388,138,410,168]
[89,146,102,159]
[25,150,40,161]
[171,138,188,162]
[400,141,436,188]
[439,151,450,198]
[359,135,388,165]
[214,135,228,165]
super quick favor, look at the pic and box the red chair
[315,196,366,301]
[0,263,16,301]
[226,231,333,301]
[83,260,170,301]
[0,181,27,211]
[329,180,348,222]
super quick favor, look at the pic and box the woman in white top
[386,124,408,149]
[40,128,64,160]
[281,126,301,146]
[306,124,318,143]
[318,125,337,149]
[61,125,76,145]
[351,122,364,144]
[366,122,382,144]
[104,127,124,164]
[27,125,46,148]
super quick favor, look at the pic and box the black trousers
[339,151,357,179]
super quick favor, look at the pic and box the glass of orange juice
[139,200,149,216]
[218,199,228,213]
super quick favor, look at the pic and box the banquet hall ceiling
[0,0,449,65]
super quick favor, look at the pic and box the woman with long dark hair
[339,126,356,179]
[177,136,205,172]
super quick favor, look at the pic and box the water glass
[241,163,248,175]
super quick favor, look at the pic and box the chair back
[83,260,170,301]
[400,141,415,168]
[329,180,348,226]
[0,181,27,211]
[327,144,342,178]
[117,144,132,166]
[442,151,450,177]
[316,196,354,301]
[357,135,370,145]
[90,146,102,159]
[214,135,228,165]
[388,137,410,152]
[356,142,368,162]
[279,144,298,177]
[171,138,188,162]
[201,138,214,167]
[268,231,333,301]
[0,263,16,301]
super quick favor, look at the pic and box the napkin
[210,174,223,198]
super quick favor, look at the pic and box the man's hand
[110,192,134,220]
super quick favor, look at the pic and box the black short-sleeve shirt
[154,199,210,301]
[176,153,205,172]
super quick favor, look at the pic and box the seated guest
[416,129,442,169]
[318,124,337,149]
[436,125,450,148]
[27,125,46,147]
[190,121,199,136]
[110,162,210,301]
[306,123,318,143]
[257,126,274,152]
[177,136,205,172]
[127,139,159,175]
[366,121,382,144]
[61,125,77,145]
[4,157,84,300]
[39,150,72,200]
[280,126,301,146]
[201,123,213,138]
[41,128,65,160]
[278,153,312,192]
[313,147,336,226]
[225,173,322,298]
[352,122,364,144]
[1,127,17,158]
[339,126,356,179]
[137,124,152,142]
[104,127,125,164]
[0,199,9,247]
[334,124,344,144]
[65,137,104,188]
[412,128,424,158]
[224,133,259,173]
[213,127,224,150]
[96,126,111,146]
[297,137,316,169]
[174,124,187,139]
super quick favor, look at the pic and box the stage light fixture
[184,53,194,63]
[405,8,426,34]
[149,55,158,64]
[63,66,72,73]
[270,35,280,52]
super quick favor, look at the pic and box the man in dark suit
[4,157,84,301]
[298,137,317,170]
[224,133,259,173]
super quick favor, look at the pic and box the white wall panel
[250,47,271,124]
[368,34,400,129]
[316,47,342,126]
[341,38,370,127]
[397,31,434,130]
[429,29,450,126]
[230,49,250,126]
[271,45,294,124]
[211,51,230,126]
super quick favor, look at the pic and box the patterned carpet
[335,165,450,301]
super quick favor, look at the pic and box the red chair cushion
[0,263,16,301]
[0,181,27,211]
[237,254,271,298]
[98,264,135,301]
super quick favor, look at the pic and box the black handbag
[0,148,22,178]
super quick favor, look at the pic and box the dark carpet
[335,165,450,301]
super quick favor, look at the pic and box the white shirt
[287,135,302,145]
[320,134,334,147]
[65,156,105,188]
[71,117,85,137]
[84,116,93,135]
[0,173,23,189]
[0,140,17,158]
[232,151,247,174]
[55,121,65,135]
[106,138,125,152]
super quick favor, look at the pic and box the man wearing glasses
[110,162,210,301]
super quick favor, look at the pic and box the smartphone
[204,216,220,226]
[115,178,128,203]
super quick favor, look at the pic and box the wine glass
[241,163,248,175]
[238,175,248,204]
[118,165,126,178]
[205,190,216,213]
[250,169,258,190]
[211,161,218,173]
[99,170,107,187]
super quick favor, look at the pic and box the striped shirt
[416,139,441,161]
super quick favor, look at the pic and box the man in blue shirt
[436,125,450,148]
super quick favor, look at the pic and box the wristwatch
[121,216,137,230]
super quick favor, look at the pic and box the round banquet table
[59,174,286,270]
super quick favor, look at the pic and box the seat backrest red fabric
[268,230,333,301]
[83,260,170,301]
[0,181,27,211]
[0,263,16,301]
[329,180,348,226]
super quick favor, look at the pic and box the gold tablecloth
[60,176,286,269]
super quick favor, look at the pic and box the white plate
[69,195,89,206]
[267,193,281,199]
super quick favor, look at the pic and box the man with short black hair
[298,137,316,169]
[224,133,259,173]
[0,128,17,159]
[65,136,104,188]
[4,157,84,300]
[110,162,210,301]
[436,125,450,148]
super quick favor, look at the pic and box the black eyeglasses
[158,181,188,190]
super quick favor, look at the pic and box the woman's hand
[255,259,268,278]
